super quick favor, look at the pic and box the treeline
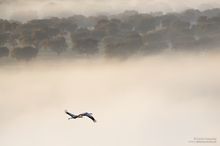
[1,8,220,60]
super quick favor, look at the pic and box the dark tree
[44,36,67,55]
[0,47,9,58]
[11,46,38,61]
[31,29,49,48]
[0,33,11,46]
[73,38,99,55]
[103,32,143,57]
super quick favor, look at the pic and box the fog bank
[1,0,220,21]
[0,54,220,146]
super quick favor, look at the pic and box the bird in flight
[65,110,97,123]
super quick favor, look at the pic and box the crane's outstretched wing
[65,110,78,119]
[81,112,97,122]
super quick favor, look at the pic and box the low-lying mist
[0,53,220,146]
[1,0,220,21]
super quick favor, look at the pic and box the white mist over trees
[1,0,220,21]
[1,9,220,61]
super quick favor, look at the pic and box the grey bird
[65,110,97,123]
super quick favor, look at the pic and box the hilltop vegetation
[1,8,220,60]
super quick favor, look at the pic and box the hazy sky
[0,54,220,146]
[0,0,220,21]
